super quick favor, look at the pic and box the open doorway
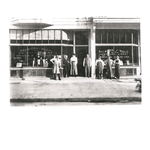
[76,47,88,76]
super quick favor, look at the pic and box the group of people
[32,56,48,68]
[50,54,78,80]
[44,53,123,80]
[82,54,123,80]
[95,55,123,79]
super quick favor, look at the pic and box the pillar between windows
[90,20,96,78]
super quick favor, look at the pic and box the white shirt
[70,56,78,66]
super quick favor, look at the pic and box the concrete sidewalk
[10,76,141,103]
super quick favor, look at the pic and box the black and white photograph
[9,16,141,106]
[1,1,150,150]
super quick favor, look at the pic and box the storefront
[9,17,141,78]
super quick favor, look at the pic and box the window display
[11,46,27,67]
[96,46,137,65]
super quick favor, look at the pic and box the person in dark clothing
[114,56,122,79]
[40,56,43,67]
[83,54,92,77]
[63,55,70,77]
[105,56,113,79]
[95,56,104,79]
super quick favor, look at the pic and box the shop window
[42,30,48,43]
[114,31,119,43]
[27,46,61,67]
[16,30,23,44]
[120,32,125,43]
[96,46,132,65]
[67,31,73,44]
[133,30,138,44]
[126,31,131,43]
[75,31,88,45]
[49,30,55,43]
[96,29,102,43]
[10,30,16,43]
[62,30,73,44]
[102,30,107,43]
[36,30,42,43]
[63,46,73,60]
[114,46,131,64]
[55,30,61,43]
[29,30,36,43]
[11,46,27,67]
[96,46,113,60]
[23,30,29,43]
[62,30,68,44]
[108,30,113,43]
[133,46,138,65]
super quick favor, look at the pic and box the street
[10,101,141,106]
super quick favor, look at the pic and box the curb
[10,97,141,103]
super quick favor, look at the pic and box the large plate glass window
[10,30,16,43]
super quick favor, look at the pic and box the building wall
[9,17,141,77]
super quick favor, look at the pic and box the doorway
[76,47,88,76]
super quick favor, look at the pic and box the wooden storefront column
[131,33,134,75]
[138,30,141,74]
[91,20,96,78]
[88,30,91,57]
[27,46,28,66]
[10,46,11,77]
[9,46,11,68]
[61,46,63,76]
[73,32,75,54]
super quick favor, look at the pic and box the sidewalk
[10,76,141,103]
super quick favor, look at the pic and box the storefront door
[76,47,88,76]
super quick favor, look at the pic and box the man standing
[83,54,92,77]
[104,56,114,79]
[63,55,70,77]
[114,56,123,79]
[95,56,104,79]
[70,53,78,77]
[50,55,61,80]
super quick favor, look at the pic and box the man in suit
[83,54,92,77]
